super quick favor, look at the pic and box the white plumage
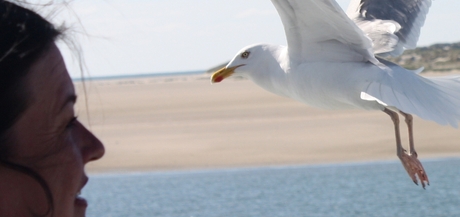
[211,0,459,188]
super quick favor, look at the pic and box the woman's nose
[76,121,105,163]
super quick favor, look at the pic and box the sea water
[83,158,460,217]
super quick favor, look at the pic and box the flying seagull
[211,0,460,189]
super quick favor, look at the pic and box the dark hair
[0,0,62,216]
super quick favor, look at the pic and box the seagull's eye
[241,51,250,59]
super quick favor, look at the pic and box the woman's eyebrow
[59,94,77,112]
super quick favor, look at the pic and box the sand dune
[74,73,460,173]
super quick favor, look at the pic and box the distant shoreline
[72,68,460,83]
[87,156,460,175]
[71,70,205,82]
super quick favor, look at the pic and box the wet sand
[74,73,460,173]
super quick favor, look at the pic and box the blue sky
[42,0,460,78]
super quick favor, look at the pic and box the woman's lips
[75,196,88,207]
[75,176,89,207]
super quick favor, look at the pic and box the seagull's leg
[383,108,428,188]
[399,111,429,188]
[383,108,405,159]
[399,111,416,155]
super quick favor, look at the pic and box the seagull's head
[211,44,279,83]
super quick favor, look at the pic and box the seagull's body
[211,0,460,188]
[234,44,384,111]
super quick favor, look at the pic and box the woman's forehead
[26,44,75,112]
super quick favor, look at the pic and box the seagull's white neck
[246,45,291,97]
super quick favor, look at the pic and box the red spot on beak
[215,76,224,83]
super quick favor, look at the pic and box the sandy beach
[75,73,460,173]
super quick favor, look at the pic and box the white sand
[74,73,460,173]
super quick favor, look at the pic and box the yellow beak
[210,64,244,83]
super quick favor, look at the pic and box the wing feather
[363,60,460,127]
[347,0,432,56]
[270,0,378,64]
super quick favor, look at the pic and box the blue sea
[83,158,460,217]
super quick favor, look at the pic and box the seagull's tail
[363,62,460,128]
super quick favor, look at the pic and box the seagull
[211,0,460,189]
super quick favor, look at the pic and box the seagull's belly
[284,62,383,110]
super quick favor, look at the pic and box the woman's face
[0,44,105,217]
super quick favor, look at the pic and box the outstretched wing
[347,0,432,56]
[270,0,378,64]
[363,59,460,128]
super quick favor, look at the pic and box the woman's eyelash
[66,116,78,128]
